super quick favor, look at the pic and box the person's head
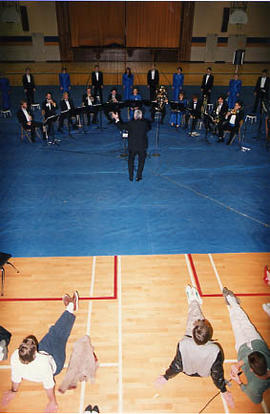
[234,101,242,111]
[151,63,156,70]
[111,88,117,95]
[217,96,224,105]
[134,109,143,120]
[20,99,27,109]
[46,92,52,100]
[63,91,69,100]
[233,73,239,80]
[206,67,212,74]
[25,67,31,74]
[178,91,185,100]
[262,69,268,78]
[192,94,198,102]
[126,67,131,75]
[248,352,268,377]
[192,319,213,345]
[86,87,92,95]
[61,67,67,73]
[177,67,183,74]
[133,88,138,95]
[18,335,38,364]
[95,65,99,71]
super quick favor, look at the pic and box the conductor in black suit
[252,69,270,113]
[91,64,104,102]
[201,67,214,103]
[112,110,150,181]
[147,64,159,101]
[22,67,36,106]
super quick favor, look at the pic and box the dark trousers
[58,112,74,130]
[128,150,146,179]
[204,116,224,138]
[92,86,103,102]
[149,83,158,101]
[25,88,35,106]
[25,120,43,139]
[253,91,268,113]
[86,108,97,124]
[222,122,238,142]
[39,311,75,375]
[151,108,166,123]
[201,90,211,104]
[185,114,200,132]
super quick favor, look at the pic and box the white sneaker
[190,132,196,136]
[191,286,203,304]
[185,285,193,304]
[193,132,200,137]
[262,303,270,317]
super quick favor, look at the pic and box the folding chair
[19,124,41,143]
[0,252,20,296]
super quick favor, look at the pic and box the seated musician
[17,100,45,142]
[203,95,228,142]
[82,87,97,125]
[105,88,122,123]
[170,91,187,128]
[58,92,77,132]
[151,85,168,124]
[220,101,244,146]
[185,95,202,136]
[41,92,58,137]
[129,88,142,119]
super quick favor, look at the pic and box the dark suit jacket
[116,119,150,152]
[17,107,34,128]
[254,76,270,94]
[226,109,244,129]
[212,102,228,120]
[201,74,214,92]
[22,74,35,89]
[60,98,74,112]
[147,70,159,86]
[82,93,96,107]
[42,99,58,118]
[91,71,103,87]
[187,99,202,118]
[107,93,122,102]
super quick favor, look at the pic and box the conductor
[111,110,150,182]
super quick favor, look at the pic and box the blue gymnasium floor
[0,85,270,257]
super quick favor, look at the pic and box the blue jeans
[39,311,75,375]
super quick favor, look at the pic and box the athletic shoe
[84,405,92,413]
[262,303,270,317]
[193,132,200,137]
[185,285,194,304]
[72,291,79,311]
[263,265,270,286]
[223,287,240,306]
[62,293,72,307]
[191,286,203,304]
[92,406,100,413]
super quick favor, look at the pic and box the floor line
[160,175,270,228]
[185,253,196,287]
[79,256,96,414]
[118,255,123,413]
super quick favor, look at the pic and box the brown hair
[192,319,213,345]
[18,335,38,364]
[248,352,267,377]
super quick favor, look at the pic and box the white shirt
[11,349,56,389]
[46,102,51,110]
[26,74,31,83]
[95,72,99,81]
[216,104,222,115]
[205,74,210,85]
[151,70,155,80]
[230,114,236,125]
[65,99,71,110]
[22,108,31,122]
[260,77,266,88]
[87,96,92,106]
[193,102,197,109]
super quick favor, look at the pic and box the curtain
[69,1,125,47]
[126,2,182,48]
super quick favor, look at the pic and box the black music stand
[120,130,129,158]
[95,96,105,130]
[152,111,161,157]
[0,252,20,296]
[73,107,87,134]
[44,114,60,145]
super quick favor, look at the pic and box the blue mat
[0,85,270,257]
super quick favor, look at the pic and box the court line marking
[79,256,96,414]
[161,175,270,228]
[118,255,123,413]
[0,256,118,302]
[188,254,270,297]
[209,254,269,414]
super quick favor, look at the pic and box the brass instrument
[201,94,208,117]
[154,85,168,111]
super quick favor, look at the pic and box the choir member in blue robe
[129,88,142,119]
[0,74,11,110]
[170,91,187,127]
[59,67,71,93]
[227,74,242,109]
[172,67,184,101]
[122,67,134,101]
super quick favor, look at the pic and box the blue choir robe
[59,72,71,92]
[122,73,134,100]
[172,73,184,101]
[129,93,142,119]
[0,77,11,110]
[170,98,187,126]
[228,79,242,109]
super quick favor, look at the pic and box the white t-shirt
[11,349,56,389]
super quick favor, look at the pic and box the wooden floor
[0,253,270,413]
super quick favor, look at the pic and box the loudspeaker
[221,8,230,33]
[233,49,245,65]
[20,6,29,31]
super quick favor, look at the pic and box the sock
[66,302,74,314]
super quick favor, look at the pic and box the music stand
[120,130,129,158]
[44,114,60,145]
[0,252,20,296]
[152,111,161,157]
